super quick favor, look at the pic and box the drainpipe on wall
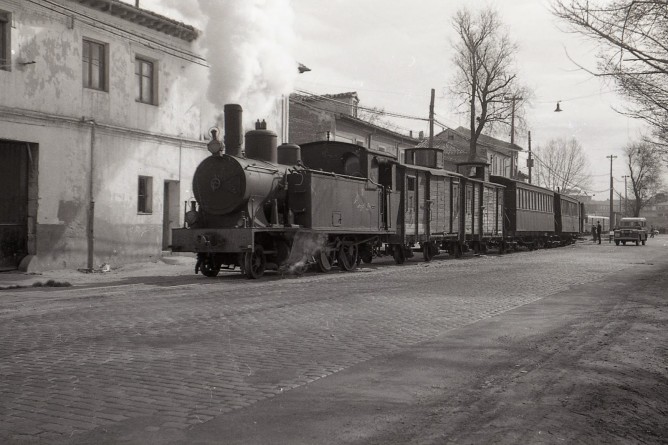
[86,120,96,271]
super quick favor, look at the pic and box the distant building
[0,0,208,271]
[639,201,668,231]
[288,92,419,158]
[413,127,522,179]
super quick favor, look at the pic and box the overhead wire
[294,89,433,123]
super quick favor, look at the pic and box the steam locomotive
[171,104,584,278]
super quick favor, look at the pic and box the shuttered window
[82,39,106,90]
[0,11,10,71]
[135,57,156,104]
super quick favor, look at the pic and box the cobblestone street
[1,239,667,443]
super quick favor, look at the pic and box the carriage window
[369,158,379,183]
[343,153,361,176]
[407,176,416,191]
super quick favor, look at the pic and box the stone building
[288,92,419,158]
[0,0,208,271]
[414,127,522,179]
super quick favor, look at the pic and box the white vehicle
[614,217,648,246]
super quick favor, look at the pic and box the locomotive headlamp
[207,128,224,155]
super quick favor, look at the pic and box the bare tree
[552,0,668,150]
[450,6,527,162]
[532,137,592,193]
[625,140,664,216]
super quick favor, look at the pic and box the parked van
[614,217,648,246]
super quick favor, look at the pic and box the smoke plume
[132,0,298,133]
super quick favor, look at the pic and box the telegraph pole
[527,131,533,184]
[429,88,435,148]
[622,175,629,216]
[505,96,523,145]
[505,95,523,179]
[607,155,617,229]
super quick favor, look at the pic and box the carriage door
[465,183,473,235]
[405,175,417,236]
[0,141,29,270]
[451,179,460,235]
[418,173,428,236]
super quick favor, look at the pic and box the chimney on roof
[419,131,424,139]
[135,1,140,8]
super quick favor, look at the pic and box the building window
[0,11,10,72]
[82,39,106,90]
[138,176,153,214]
[407,176,416,192]
[135,57,156,104]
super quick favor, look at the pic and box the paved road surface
[1,238,667,444]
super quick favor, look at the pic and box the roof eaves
[71,0,199,42]
[337,114,419,142]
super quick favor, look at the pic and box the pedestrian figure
[591,223,597,242]
[596,221,602,244]
[650,225,655,238]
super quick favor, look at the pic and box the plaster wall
[0,0,209,271]
[0,117,207,270]
[0,0,206,139]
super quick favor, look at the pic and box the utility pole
[505,96,523,145]
[505,95,523,179]
[429,88,435,148]
[527,131,533,184]
[622,175,629,216]
[607,155,617,229]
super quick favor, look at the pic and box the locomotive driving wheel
[199,255,221,277]
[315,249,336,272]
[244,245,266,279]
[337,239,358,271]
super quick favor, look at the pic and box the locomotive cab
[298,141,397,190]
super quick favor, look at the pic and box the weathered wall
[0,0,209,271]
[288,102,334,144]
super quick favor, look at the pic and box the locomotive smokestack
[224,104,243,157]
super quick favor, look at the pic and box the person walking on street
[592,223,597,242]
[597,221,602,244]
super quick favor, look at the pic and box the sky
[126,0,650,200]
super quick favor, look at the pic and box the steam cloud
[131,0,298,133]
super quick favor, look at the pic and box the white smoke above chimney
[127,0,298,134]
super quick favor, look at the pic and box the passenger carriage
[491,175,556,249]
